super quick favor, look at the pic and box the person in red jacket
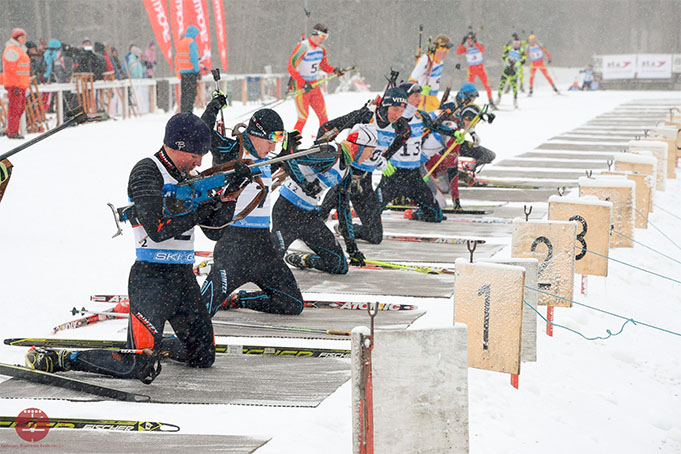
[526,34,559,96]
[288,23,344,133]
[2,28,30,139]
[456,31,494,108]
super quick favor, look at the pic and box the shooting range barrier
[548,196,613,276]
[579,176,635,248]
[511,219,577,307]
[627,140,668,191]
[352,325,470,454]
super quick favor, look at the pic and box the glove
[440,101,456,114]
[485,112,496,124]
[195,197,222,221]
[347,243,366,267]
[210,91,227,109]
[358,106,374,123]
[333,67,345,76]
[303,82,313,93]
[382,161,397,178]
[548,59,552,64]
[454,129,466,145]
[282,130,302,155]
[0,161,9,183]
[421,84,432,96]
[504,65,516,76]
[300,179,323,197]
[455,63,461,70]
[222,161,254,196]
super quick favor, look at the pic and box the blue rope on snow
[652,203,681,222]
[635,208,681,252]
[525,286,681,338]
[611,230,681,265]
[576,246,681,285]
[523,299,635,341]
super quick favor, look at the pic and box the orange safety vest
[2,43,30,89]
[174,37,194,74]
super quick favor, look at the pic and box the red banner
[184,0,212,73]
[142,0,173,67]
[212,0,228,71]
[169,0,186,46]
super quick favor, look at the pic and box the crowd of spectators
[18,36,158,84]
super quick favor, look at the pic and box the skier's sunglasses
[267,131,286,143]
[311,30,328,39]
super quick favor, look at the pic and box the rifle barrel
[0,109,87,161]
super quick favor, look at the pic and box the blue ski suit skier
[317,87,411,244]
[272,123,377,273]
[25,113,251,384]
[199,100,305,316]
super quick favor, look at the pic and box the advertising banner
[602,55,636,80]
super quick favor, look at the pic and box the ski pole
[72,307,128,318]
[0,107,87,161]
[235,67,357,120]
[211,320,351,336]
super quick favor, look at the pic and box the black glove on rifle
[223,161,253,195]
[346,242,366,267]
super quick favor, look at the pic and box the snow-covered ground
[1,84,680,453]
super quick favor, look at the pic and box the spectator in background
[2,28,30,139]
[110,47,125,79]
[75,38,106,80]
[126,45,145,79]
[102,43,114,75]
[144,41,157,78]
[43,39,74,83]
[26,41,45,82]
[174,25,200,112]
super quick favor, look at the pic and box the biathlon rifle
[210,68,226,136]
[0,107,88,162]
[108,144,332,232]
[415,24,424,62]
[315,68,397,145]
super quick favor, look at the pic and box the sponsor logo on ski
[83,424,134,431]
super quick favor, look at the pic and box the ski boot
[513,98,519,109]
[285,252,313,270]
[26,347,71,373]
[520,84,525,93]
[552,85,560,94]
[528,87,533,97]
[221,290,247,310]
[489,101,498,111]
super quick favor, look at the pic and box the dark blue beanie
[382,87,408,107]
[163,113,211,155]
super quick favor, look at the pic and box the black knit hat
[163,113,211,155]
[246,109,284,139]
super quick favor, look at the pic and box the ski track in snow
[1,85,680,453]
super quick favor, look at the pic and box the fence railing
[0,72,286,129]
